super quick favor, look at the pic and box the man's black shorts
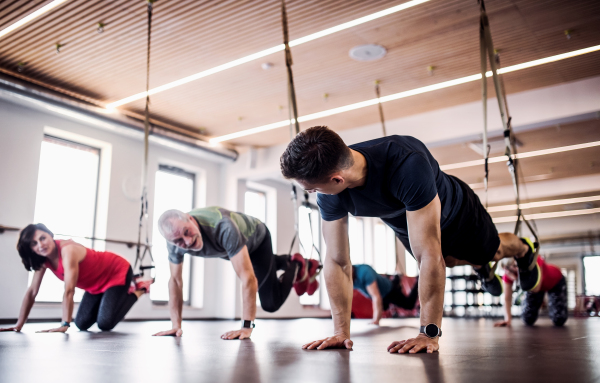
[398,176,500,266]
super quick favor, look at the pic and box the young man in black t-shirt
[280,126,540,354]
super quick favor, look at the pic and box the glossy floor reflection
[1,317,599,383]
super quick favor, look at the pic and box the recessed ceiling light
[261,62,274,70]
[349,44,387,61]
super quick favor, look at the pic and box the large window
[150,165,195,303]
[244,190,267,223]
[31,135,100,302]
[405,250,419,277]
[298,205,322,306]
[373,221,397,275]
[348,216,365,264]
[583,256,600,295]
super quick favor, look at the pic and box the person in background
[352,264,419,325]
[0,223,149,333]
[495,256,567,327]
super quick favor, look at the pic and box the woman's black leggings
[250,230,299,313]
[521,276,568,327]
[382,275,419,310]
[74,267,138,331]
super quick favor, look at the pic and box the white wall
[0,99,229,320]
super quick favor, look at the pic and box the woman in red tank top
[0,224,151,333]
[495,254,568,328]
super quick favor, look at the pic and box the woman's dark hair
[17,223,54,271]
[280,126,354,183]
[351,265,356,281]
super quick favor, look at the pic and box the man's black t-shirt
[317,135,463,238]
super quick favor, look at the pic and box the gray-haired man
[153,206,320,339]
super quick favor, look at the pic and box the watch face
[425,324,439,338]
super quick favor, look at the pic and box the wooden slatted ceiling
[0,0,599,146]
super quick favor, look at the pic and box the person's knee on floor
[96,316,118,331]
[522,312,538,326]
[74,317,94,331]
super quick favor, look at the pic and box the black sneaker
[516,238,541,291]
[474,263,503,296]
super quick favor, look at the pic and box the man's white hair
[158,209,189,239]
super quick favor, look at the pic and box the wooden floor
[1,317,599,383]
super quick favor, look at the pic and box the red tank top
[502,257,563,292]
[46,240,130,295]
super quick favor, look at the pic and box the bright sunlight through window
[150,166,195,303]
[584,256,600,295]
[373,222,397,275]
[299,205,321,306]
[348,216,365,265]
[31,136,100,302]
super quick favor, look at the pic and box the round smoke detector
[349,44,387,61]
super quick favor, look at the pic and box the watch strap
[61,321,71,328]
[242,320,255,329]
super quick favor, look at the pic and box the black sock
[516,239,533,269]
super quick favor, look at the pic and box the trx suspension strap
[282,0,300,138]
[479,14,490,209]
[281,0,323,273]
[134,0,156,280]
[282,0,301,256]
[478,0,539,245]
[374,80,387,137]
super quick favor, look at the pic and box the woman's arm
[38,244,85,333]
[494,280,513,327]
[0,268,46,332]
[366,281,384,325]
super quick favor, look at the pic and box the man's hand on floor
[387,333,439,354]
[302,333,353,350]
[153,328,183,337]
[221,328,253,340]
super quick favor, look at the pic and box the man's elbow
[414,249,444,266]
[169,276,184,289]
[63,288,76,297]
[243,275,258,292]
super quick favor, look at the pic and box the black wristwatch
[242,320,255,329]
[420,323,442,338]
[60,321,71,328]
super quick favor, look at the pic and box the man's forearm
[168,279,184,328]
[324,256,353,337]
[242,278,257,321]
[418,254,445,327]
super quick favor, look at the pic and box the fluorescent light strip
[210,44,600,143]
[492,207,600,223]
[487,195,600,213]
[0,0,69,39]
[107,0,429,108]
[440,141,600,171]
